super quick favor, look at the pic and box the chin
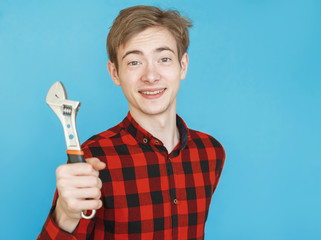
[140,105,169,116]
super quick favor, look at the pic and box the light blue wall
[1,0,320,239]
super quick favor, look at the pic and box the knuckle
[67,199,78,212]
[56,179,65,190]
[85,163,94,172]
[93,170,99,177]
[89,176,99,186]
[94,177,100,186]
[56,165,65,176]
[95,200,102,209]
[98,179,103,188]
[93,188,101,199]
[60,189,71,199]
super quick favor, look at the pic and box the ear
[107,61,121,86]
[180,53,189,80]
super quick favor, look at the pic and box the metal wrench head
[46,81,67,102]
[46,81,82,150]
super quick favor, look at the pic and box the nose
[141,62,160,83]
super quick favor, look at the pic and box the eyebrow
[121,46,175,60]
[156,47,175,54]
[121,50,142,60]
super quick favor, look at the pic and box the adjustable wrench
[46,81,96,219]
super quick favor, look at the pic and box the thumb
[85,157,106,171]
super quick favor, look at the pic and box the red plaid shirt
[38,112,225,240]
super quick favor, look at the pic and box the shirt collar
[122,112,189,151]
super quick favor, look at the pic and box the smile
[139,88,166,95]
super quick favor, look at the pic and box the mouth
[138,88,166,99]
[139,88,166,95]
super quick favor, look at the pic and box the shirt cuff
[38,205,93,240]
[37,205,77,240]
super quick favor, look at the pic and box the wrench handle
[67,150,86,163]
[66,149,96,219]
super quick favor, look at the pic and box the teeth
[141,89,165,95]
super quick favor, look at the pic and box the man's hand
[53,158,106,233]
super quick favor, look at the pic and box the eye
[160,57,171,63]
[128,61,140,66]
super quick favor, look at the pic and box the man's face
[108,26,188,118]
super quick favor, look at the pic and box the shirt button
[143,138,148,143]
[173,199,178,204]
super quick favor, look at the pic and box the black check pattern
[38,112,225,240]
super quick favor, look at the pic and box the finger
[58,175,102,189]
[74,188,102,200]
[85,157,106,171]
[62,199,103,214]
[57,163,99,177]
[74,199,103,211]
[61,187,101,200]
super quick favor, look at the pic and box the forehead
[118,27,178,57]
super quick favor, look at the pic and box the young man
[38,5,225,240]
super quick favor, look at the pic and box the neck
[129,106,179,153]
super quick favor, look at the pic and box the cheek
[119,65,142,81]
[162,65,181,77]
[118,76,138,99]
[120,81,134,95]
[169,69,183,85]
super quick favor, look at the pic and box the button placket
[169,156,178,239]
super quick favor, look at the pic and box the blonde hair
[107,5,192,70]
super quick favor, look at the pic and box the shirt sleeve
[212,138,226,193]
[37,143,97,240]
[37,190,95,240]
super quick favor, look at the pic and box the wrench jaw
[46,82,82,151]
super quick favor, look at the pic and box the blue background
[1,0,320,239]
